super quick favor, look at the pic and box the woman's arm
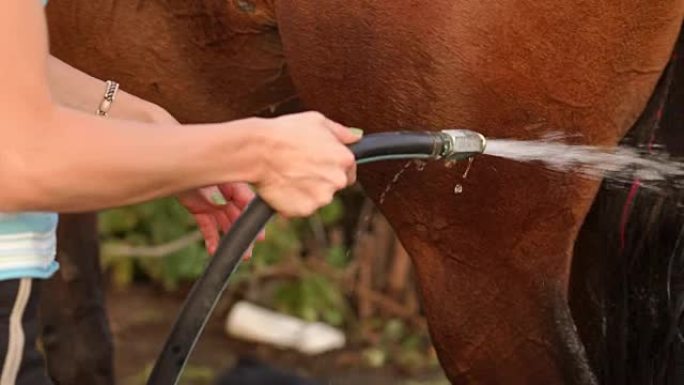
[0,1,257,211]
[0,0,358,217]
[3,102,264,212]
[48,52,260,254]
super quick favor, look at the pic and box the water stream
[484,138,684,189]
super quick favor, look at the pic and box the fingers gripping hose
[146,130,485,385]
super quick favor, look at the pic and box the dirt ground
[107,285,448,385]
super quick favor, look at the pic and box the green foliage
[325,245,349,268]
[99,198,207,290]
[99,197,348,292]
[251,217,301,268]
[98,195,435,371]
[273,274,349,326]
[227,216,303,285]
[318,198,344,224]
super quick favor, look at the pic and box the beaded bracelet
[95,80,120,117]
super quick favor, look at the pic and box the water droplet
[454,184,463,194]
[444,160,457,169]
[379,161,413,205]
[463,157,475,179]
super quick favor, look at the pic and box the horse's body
[44,1,684,384]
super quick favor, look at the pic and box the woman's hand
[252,112,361,217]
[177,184,265,258]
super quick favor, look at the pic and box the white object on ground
[225,301,346,355]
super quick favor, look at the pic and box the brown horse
[44,1,684,384]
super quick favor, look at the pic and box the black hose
[349,131,441,162]
[146,131,444,385]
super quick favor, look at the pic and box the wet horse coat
[275,2,683,383]
[44,1,684,384]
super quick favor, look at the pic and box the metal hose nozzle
[438,129,487,161]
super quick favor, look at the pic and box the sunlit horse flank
[45,1,684,384]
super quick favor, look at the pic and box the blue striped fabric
[0,212,57,234]
[0,213,59,280]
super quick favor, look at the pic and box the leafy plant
[99,197,348,291]
[99,197,208,290]
[272,273,349,326]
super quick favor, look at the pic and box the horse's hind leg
[275,1,683,383]
[355,157,604,385]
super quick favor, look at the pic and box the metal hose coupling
[436,129,487,161]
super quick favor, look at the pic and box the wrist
[228,118,272,185]
[219,117,269,186]
[106,90,156,122]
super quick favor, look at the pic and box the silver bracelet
[95,80,120,117]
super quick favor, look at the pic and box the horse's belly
[277,1,681,141]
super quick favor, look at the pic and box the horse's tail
[570,23,684,385]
